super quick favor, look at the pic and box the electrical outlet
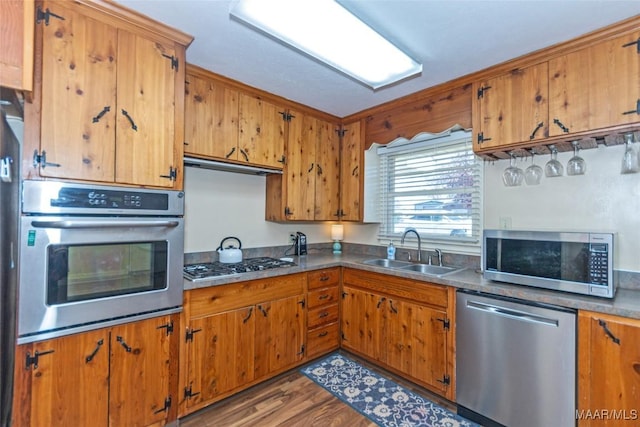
[289,233,296,243]
[499,217,512,229]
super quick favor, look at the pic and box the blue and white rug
[301,353,479,427]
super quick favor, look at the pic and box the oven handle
[30,220,180,229]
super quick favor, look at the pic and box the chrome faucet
[434,248,443,266]
[401,228,422,262]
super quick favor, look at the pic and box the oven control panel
[22,180,184,216]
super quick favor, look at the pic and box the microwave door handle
[466,300,559,327]
[30,220,180,229]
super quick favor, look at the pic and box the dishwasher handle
[466,300,559,327]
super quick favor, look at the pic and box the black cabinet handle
[121,109,138,131]
[116,336,132,352]
[85,339,104,363]
[529,122,544,140]
[92,106,111,123]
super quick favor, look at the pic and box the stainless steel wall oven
[18,180,184,343]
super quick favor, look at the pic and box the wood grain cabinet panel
[338,120,364,221]
[473,63,549,151]
[0,0,34,91]
[305,268,340,359]
[341,269,453,400]
[578,311,640,427]
[549,31,640,137]
[12,315,178,427]
[26,0,190,189]
[238,94,287,169]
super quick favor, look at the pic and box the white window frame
[374,127,482,255]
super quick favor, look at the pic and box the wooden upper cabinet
[280,110,340,221]
[114,31,179,187]
[578,311,640,427]
[473,63,549,151]
[549,31,640,137]
[38,2,117,182]
[29,0,191,188]
[184,72,239,159]
[339,120,363,221]
[238,94,286,168]
[0,0,34,91]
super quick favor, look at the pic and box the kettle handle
[217,236,242,250]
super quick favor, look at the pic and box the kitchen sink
[397,264,461,276]
[361,258,463,277]
[362,258,412,268]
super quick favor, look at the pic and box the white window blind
[376,129,481,250]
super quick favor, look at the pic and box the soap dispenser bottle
[387,241,396,260]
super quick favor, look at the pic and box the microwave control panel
[588,243,609,286]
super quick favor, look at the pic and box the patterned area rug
[301,353,479,427]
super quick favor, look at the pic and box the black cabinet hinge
[477,85,492,99]
[336,128,346,137]
[297,345,305,355]
[622,37,640,54]
[162,54,179,71]
[184,385,201,400]
[153,396,172,414]
[33,150,61,169]
[622,99,640,116]
[437,317,450,330]
[25,349,54,370]
[437,374,451,386]
[477,132,492,145]
[157,320,174,336]
[284,207,293,216]
[279,111,295,122]
[36,7,65,26]
[298,299,306,308]
[185,327,202,342]
[160,166,178,181]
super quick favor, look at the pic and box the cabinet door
[109,315,174,427]
[314,118,340,220]
[0,0,34,91]
[184,73,239,160]
[238,94,286,168]
[115,30,178,188]
[254,294,305,378]
[474,62,548,150]
[339,121,363,221]
[39,1,117,182]
[23,329,109,427]
[341,286,385,362]
[385,299,449,394]
[284,110,317,220]
[578,312,640,427]
[184,307,255,409]
[549,31,640,137]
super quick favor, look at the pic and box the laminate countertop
[183,253,640,320]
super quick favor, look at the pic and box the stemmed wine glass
[621,133,639,174]
[502,153,524,187]
[567,141,586,175]
[545,145,563,177]
[525,149,543,185]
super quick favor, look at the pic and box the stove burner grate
[184,257,296,281]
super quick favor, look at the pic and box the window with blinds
[376,129,481,250]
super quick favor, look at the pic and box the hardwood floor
[180,352,456,427]
[180,371,376,427]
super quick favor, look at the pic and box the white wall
[184,143,640,272]
[483,144,640,272]
[183,167,333,252]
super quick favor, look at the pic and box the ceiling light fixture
[229,0,422,90]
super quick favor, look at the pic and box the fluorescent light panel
[230,0,422,89]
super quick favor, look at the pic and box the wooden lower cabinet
[12,314,178,427]
[180,274,306,416]
[578,311,640,426]
[341,268,454,400]
[306,268,341,359]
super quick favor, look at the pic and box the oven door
[18,216,184,343]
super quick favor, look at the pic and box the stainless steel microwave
[483,229,615,298]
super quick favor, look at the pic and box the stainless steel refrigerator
[0,108,21,427]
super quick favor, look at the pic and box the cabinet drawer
[308,268,340,290]
[307,322,339,358]
[308,287,339,308]
[308,304,339,329]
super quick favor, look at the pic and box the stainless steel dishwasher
[456,290,576,427]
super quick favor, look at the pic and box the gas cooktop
[183,257,296,281]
